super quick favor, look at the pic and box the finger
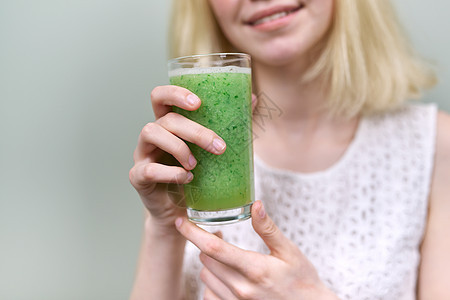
[251,93,258,112]
[203,287,222,300]
[200,252,257,299]
[213,231,223,239]
[175,217,251,273]
[129,162,193,190]
[156,112,226,155]
[201,267,238,300]
[251,200,301,261]
[151,85,201,119]
[135,122,197,170]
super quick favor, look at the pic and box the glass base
[187,203,252,225]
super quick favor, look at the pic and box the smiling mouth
[247,4,304,26]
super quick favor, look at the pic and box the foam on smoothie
[169,66,251,78]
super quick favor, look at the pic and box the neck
[251,60,361,174]
[252,61,335,131]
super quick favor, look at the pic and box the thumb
[251,200,293,260]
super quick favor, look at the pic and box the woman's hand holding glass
[129,85,228,231]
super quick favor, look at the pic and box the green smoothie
[170,66,254,213]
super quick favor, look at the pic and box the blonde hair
[169,0,437,117]
[169,0,233,58]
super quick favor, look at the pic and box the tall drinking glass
[168,53,254,225]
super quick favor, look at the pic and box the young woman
[129,0,450,299]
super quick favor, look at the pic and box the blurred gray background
[0,0,448,299]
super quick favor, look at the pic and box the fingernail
[212,138,226,152]
[186,172,193,182]
[175,217,183,228]
[188,154,197,168]
[258,202,266,219]
[187,94,200,106]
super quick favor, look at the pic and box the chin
[249,43,310,67]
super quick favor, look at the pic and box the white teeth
[253,11,289,26]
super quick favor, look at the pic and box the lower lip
[249,9,301,32]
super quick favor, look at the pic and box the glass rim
[168,52,251,65]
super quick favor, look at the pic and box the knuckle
[128,167,136,185]
[203,239,222,257]
[199,267,208,282]
[166,111,179,122]
[150,86,161,100]
[247,266,265,283]
[193,126,211,144]
[262,222,279,238]
[141,122,158,138]
[203,289,216,300]
[174,141,188,157]
[143,164,156,181]
[233,284,255,300]
[177,170,190,184]
[165,111,178,119]
[132,148,140,163]
[192,126,204,141]
[157,112,177,127]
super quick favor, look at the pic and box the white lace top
[181,104,437,300]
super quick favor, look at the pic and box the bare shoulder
[433,110,450,195]
[418,109,450,298]
[435,110,450,161]
[431,109,450,210]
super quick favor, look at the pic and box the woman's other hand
[175,200,339,300]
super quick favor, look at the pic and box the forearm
[130,215,187,300]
